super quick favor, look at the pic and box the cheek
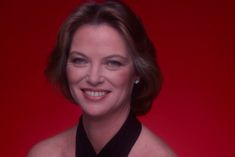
[109,69,135,87]
[66,66,76,83]
[66,66,85,84]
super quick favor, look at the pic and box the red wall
[1,0,234,156]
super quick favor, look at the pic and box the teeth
[85,91,106,97]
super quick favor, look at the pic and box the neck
[82,107,130,153]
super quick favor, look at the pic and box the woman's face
[66,24,138,117]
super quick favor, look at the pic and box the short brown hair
[45,0,162,115]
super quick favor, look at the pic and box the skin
[27,126,177,157]
[28,24,177,157]
[66,24,137,120]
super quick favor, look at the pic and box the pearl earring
[134,80,140,84]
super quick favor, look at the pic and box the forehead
[70,24,130,57]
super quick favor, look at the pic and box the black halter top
[75,112,142,157]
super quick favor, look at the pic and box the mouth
[81,88,111,100]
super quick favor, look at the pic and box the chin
[80,104,113,118]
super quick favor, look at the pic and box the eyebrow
[69,51,88,58]
[103,55,130,62]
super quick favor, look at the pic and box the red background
[1,0,234,156]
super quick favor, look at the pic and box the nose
[86,64,104,86]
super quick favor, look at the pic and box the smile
[81,88,110,100]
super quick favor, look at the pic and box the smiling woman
[66,24,136,118]
[27,1,176,157]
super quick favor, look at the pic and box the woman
[28,1,177,157]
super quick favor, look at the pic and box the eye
[105,60,123,70]
[69,57,88,66]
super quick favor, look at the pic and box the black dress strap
[76,112,142,157]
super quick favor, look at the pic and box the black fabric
[76,112,142,157]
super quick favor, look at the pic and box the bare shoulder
[129,125,177,157]
[27,126,77,157]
